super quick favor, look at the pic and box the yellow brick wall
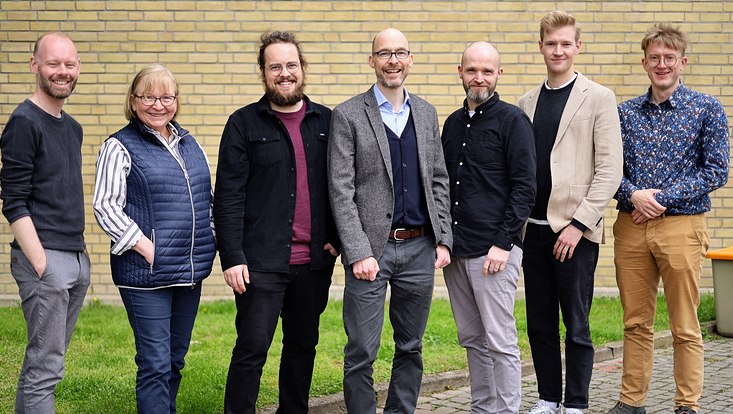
[1,1,731,303]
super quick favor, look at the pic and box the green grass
[0,294,716,413]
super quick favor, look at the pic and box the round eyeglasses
[134,95,177,106]
[645,55,680,68]
[267,62,301,75]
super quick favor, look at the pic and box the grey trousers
[343,236,435,414]
[443,247,523,414]
[11,248,90,414]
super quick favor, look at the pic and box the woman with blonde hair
[93,64,216,413]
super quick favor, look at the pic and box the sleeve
[614,104,638,208]
[327,105,373,264]
[428,106,453,250]
[494,111,536,250]
[571,89,623,228]
[0,114,37,223]
[92,138,143,255]
[654,98,730,208]
[212,113,250,270]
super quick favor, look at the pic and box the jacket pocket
[249,135,282,166]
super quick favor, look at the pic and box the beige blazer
[518,73,622,243]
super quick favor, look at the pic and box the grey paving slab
[410,337,733,414]
[265,331,731,414]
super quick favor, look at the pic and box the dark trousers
[522,223,598,410]
[343,236,435,414]
[119,283,202,414]
[224,263,334,414]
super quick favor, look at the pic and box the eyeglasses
[372,49,411,60]
[267,62,301,75]
[645,55,680,68]
[134,95,177,106]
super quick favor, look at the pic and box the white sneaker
[526,399,562,414]
[565,409,584,414]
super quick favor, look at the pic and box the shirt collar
[141,122,180,146]
[373,84,411,113]
[463,92,499,115]
[642,82,687,109]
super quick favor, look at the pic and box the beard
[377,65,406,89]
[463,83,494,106]
[378,76,405,90]
[264,77,306,107]
[38,73,77,100]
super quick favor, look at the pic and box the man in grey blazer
[518,11,622,414]
[327,28,452,414]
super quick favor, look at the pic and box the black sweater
[0,100,86,251]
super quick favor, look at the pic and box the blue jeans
[119,283,202,414]
[12,248,90,414]
[522,223,598,410]
[343,236,435,414]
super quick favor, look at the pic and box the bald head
[30,32,80,103]
[369,28,413,92]
[461,41,500,68]
[458,41,503,109]
[372,28,410,53]
[34,32,76,59]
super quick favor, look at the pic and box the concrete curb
[262,323,716,414]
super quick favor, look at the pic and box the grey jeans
[343,236,435,414]
[443,246,523,414]
[11,248,90,414]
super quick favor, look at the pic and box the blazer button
[386,213,392,219]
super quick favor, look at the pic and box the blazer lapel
[523,85,541,121]
[554,74,589,148]
[364,88,394,183]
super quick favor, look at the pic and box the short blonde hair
[641,23,688,55]
[124,64,179,121]
[540,10,581,42]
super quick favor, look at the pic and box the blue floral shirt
[615,84,730,214]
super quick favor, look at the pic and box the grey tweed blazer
[327,86,452,266]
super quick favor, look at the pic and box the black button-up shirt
[441,94,536,257]
[213,96,339,273]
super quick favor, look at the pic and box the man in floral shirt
[608,23,729,414]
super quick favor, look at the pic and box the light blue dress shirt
[372,84,411,136]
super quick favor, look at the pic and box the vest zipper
[184,168,196,285]
[165,132,198,286]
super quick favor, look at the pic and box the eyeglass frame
[645,55,681,68]
[372,49,411,60]
[267,62,301,76]
[134,95,178,106]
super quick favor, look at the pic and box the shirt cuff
[110,226,143,255]
[570,219,588,233]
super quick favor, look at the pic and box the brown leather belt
[388,226,432,241]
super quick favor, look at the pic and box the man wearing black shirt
[518,11,623,414]
[0,32,90,414]
[441,41,536,414]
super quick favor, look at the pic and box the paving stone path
[410,337,733,414]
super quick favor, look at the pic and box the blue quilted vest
[109,119,216,288]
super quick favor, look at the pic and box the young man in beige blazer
[518,11,623,414]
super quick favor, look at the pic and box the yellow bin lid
[706,246,733,260]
